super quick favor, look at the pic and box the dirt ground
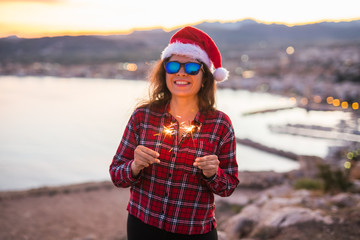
[0,182,129,240]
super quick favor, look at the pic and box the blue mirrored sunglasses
[165,61,203,75]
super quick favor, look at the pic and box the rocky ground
[216,183,360,240]
[1,168,359,240]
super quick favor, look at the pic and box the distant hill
[0,19,359,65]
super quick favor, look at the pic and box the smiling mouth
[174,80,190,85]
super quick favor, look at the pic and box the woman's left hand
[193,155,219,178]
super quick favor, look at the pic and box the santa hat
[161,26,229,82]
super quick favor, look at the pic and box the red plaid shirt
[110,104,239,235]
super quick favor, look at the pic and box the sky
[0,0,359,38]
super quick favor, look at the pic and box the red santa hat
[161,26,229,82]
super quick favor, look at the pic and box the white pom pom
[213,67,229,82]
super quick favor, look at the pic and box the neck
[169,97,198,122]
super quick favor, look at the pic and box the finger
[135,146,160,165]
[138,145,160,158]
[195,155,217,162]
[194,156,219,167]
[194,160,218,168]
[200,164,219,170]
[136,151,159,165]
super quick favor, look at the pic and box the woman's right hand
[131,145,160,177]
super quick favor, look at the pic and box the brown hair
[139,58,216,112]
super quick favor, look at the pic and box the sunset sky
[0,0,359,38]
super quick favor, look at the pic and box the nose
[176,65,187,75]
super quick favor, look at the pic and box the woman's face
[165,55,203,100]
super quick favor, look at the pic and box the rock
[330,193,360,208]
[297,155,324,178]
[222,184,337,239]
[262,197,303,210]
[261,184,294,198]
[238,171,286,189]
[290,189,311,198]
[350,160,360,180]
[262,207,333,228]
[351,180,360,193]
[217,230,227,240]
[224,205,260,239]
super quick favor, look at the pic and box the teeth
[175,81,189,85]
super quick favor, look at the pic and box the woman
[110,26,239,240]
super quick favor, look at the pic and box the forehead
[169,54,199,63]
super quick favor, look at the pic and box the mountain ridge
[1,19,359,64]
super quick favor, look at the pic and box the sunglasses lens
[185,63,201,75]
[165,61,180,74]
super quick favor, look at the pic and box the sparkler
[179,121,202,146]
[154,120,201,152]
[154,122,177,152]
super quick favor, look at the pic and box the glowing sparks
[163,122,177,136]
[154,121,201,152]
[180,122,196,135]
[154,122,177,144]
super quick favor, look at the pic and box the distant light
[242,70,255,78]
[341,101,349,109]
[235,67,243,75]
[313,95,322,103]
[344,161,351,169]
[300,97,308,106]
[352,102,359,110]
[332,99,340,107]
[286,46,295,55]
[326,96,333,104]
[289,97,297,104]
[241,55,249,62]
[347,152,354,160]
[126,63,138,72]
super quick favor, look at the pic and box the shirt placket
[159,114,201,228]
[159,117,179,227]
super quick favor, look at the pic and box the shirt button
[168,173,172,177]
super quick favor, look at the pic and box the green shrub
[294,178,324,190]
[317,163,352,193]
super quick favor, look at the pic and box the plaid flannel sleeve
[109,111,142,188]
[202,118,239,197]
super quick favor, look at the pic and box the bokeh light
[313,95,322,103]
[300,97,308,106]
[289,97,297,104]
[286,46,295,55]
[352,102,359,110]
[341,101,349,109]
[326,96,334,104]
[332,99,340,107]
[344,161,351,169]
[125,63,138,72]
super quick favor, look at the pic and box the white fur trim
[161,42,212,69]
[213,67,229,82]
